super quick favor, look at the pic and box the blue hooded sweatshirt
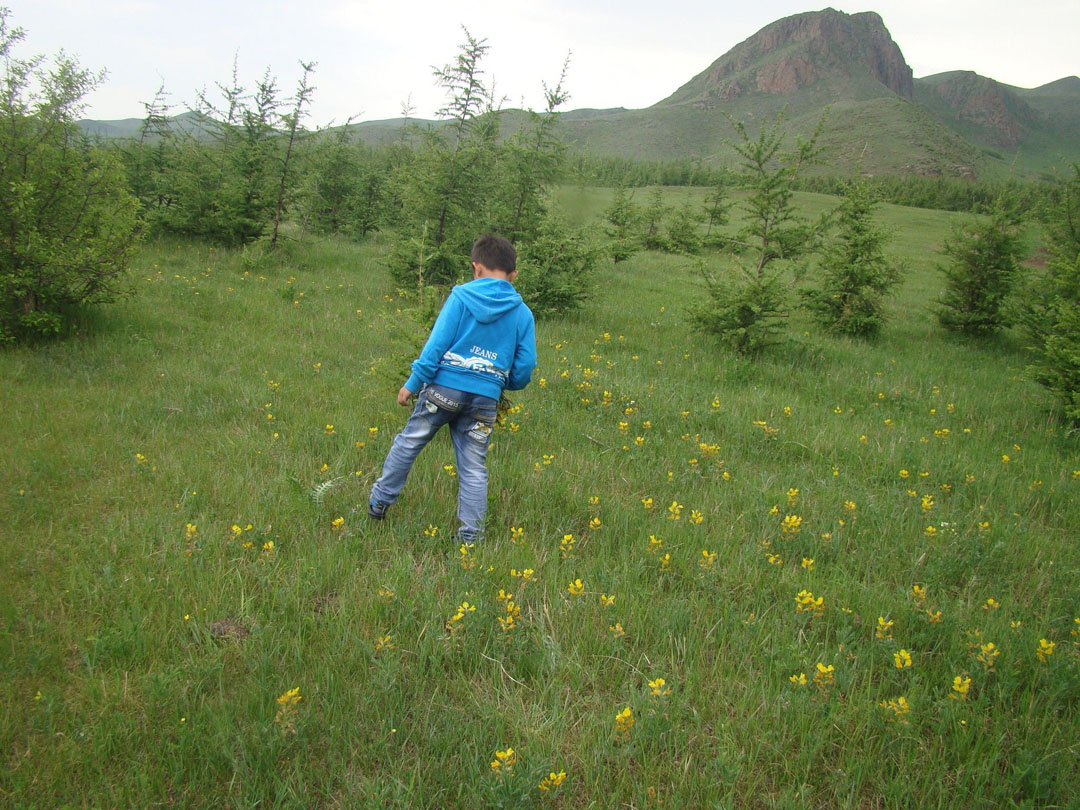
[404,277,536,401]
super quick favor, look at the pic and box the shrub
[936,201,1025,335]
[0,12,140,342]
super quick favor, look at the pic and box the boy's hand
[397,386,414,407]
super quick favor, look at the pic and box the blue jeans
[370,384,498,540]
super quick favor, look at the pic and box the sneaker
[368,500,389,520]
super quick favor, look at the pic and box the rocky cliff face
[660,8,913,106]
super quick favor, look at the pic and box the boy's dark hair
[471,234,516,272]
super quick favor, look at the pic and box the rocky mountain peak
[659,7,914,107]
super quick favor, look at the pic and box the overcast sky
[5,0,1078,125]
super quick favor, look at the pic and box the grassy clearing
[2,193,1079,808]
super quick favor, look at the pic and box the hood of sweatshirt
[452,278,524,324]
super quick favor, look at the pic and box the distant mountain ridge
[79,8,1080,179]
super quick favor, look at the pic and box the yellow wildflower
[894,649,913,669]
[876,617,894,640]
[977,642,1000,670]
[648,677,672,698]
[1036,638,1055,663]
[538,771,567,791]
[559,534,576,559]
[950,676,971,701]
[813,662,835,688]
[490,747,516,773]
[796,590,825,617]
[781,514,803,534]
[879,696,910,723]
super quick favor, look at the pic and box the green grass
[3,194,1079,808]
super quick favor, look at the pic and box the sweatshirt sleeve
[404,293,462,393]
[506,307,537,391]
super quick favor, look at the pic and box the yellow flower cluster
[490,747,516,773]
[559,534,576,559]
[538,770,567,791]
[648,677,672,699]
[510,568,536,584]
[1036,638,1055,663]
[796,590,825,617]
[951,676,971,701]
[878,696,910,723]
[752,419,779,440]
[813,663,835,689]
[445,601,476,637]
[497,599,521,634]
[274,687,302,735]
[614,706,634,740]
[781,514,803,534]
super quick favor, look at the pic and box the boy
[369,234,536,542]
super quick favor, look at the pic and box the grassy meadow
[3,189,1080,808]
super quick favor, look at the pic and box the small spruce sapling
[936,199,1026,336]
[603,186,642,264]
[690,112,826,355]
[801,180,901,338]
